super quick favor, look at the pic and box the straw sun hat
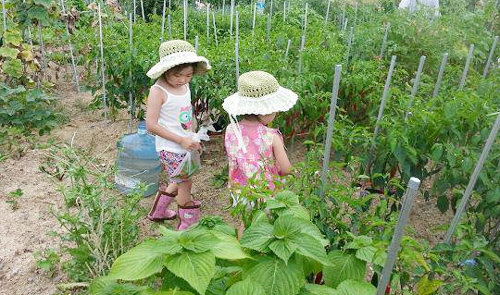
[146,40,211,79]
[222,71,298,116]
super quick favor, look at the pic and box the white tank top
[152,84,193,153]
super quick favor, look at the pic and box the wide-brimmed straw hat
[222,71,298,116]
[146,40,211,79]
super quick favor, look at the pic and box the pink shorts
[159,150,187,183]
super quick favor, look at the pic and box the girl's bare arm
[272,133,292,175]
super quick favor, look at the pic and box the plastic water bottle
[256,0,265,14]
[115,121,161,196]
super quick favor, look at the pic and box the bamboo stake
[444,110,500,243]
[483,36,498,78]
[222,0,225,14]
[459,44,474,90]
[379,22,390,58]
[433,53,448,98]
[59,0,80,92]
[325,0,331,24]
[98,3,108,120]
[161,0,166,42]
[319,64,342,198]
[212,11,218,46]
[405,55,426,120]
[376,177,421,295]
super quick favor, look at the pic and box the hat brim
[146,51,211,79]
[222,87,298,116]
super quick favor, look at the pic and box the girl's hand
[180,137,202,152]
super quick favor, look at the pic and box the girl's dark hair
[168,63,198,74]
[241,114,260,120]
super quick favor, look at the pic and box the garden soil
[0,82,453,295]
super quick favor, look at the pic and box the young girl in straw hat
[145,40,211,230]
[223,71,298,206]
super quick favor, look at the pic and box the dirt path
[0,82,452,295]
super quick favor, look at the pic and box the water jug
[115,121,161,196]
[256,0,265,14]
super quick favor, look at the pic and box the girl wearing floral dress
[223,71,298,206]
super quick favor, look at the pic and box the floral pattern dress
[224,122,281,190]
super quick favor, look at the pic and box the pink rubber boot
[147,191,177,221]
[177,202,201,230]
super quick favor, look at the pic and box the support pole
[459,44,474,90]
[319,65,342,198]
[212,11,218,46]
[325,0,331,24]
[284,39,291,60]
[161,0,167,42]
[98,3,108,120]
[444,111,500,243]
[432,53,448,98]
[59,0,80,92]
[379,22,390,58]
[405,55,426,120]
[483,36,498,78]
[376,177,421,295]
[183,0,187,40]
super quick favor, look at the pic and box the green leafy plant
[43,145,144,282]
[34,249,60,278]
[6,188,23,210]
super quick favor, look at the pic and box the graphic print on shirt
[179,106,193,130]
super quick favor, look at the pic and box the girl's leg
[177,179,193,206]
[160,182,178,195]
